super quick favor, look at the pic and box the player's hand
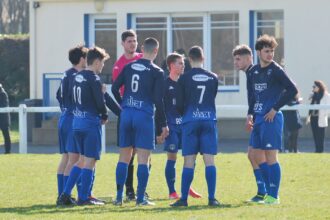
[264,108,277,122]
[161,126,169,140]
[101,119,108,124]
[156,136,164,144]
[305,115,311,125]
[245,115,254,132]
[102,83,107,94]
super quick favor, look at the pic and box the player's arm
[273,70,298,111]
[176,75,185,116]
[265,69,298,122]
[0,91,7,107]
[91,76,108,122]
[154,71,169,139]
[56,82,63,110]
[111,68,125,104]
[104,91,121,116]
[155,78,167,142]
[246,72,255,130]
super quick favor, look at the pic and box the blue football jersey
[112,58,167,128]
[164,77,182,125]
[247,61,297,122]
[56,67,78,114]
[72,70,108,128]
[176,67,218,123]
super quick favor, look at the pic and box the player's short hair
[166,53,184,71]
[143,37,159,54]
[86,46,110,66]
[121,29,137,42]
[188,46,204,62]
[232,44,252,56]
[314,80,327,93]
[255,34,278,51]
[68,44,88,65]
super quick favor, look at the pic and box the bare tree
[0,0,29,34]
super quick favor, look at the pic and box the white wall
[31,0,330,117]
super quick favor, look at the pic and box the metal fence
[0,104,329,154]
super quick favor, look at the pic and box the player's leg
[164,126,179,199]
[136,148,153,205]
[115,147,133,204]
[171,122,198,207]
[166,152,178,199]
[56,116,69,204]
[57,153,68,200]
[2,127,11,154]
[125,151,135,200]
[200,121,220,206]
[247,123,268,202]
[262,113,283,204]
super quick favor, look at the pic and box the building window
[172,16,203,59]
[89,15,117,83]
[254,11,284,65]
[134,16,167,67]
[211,13,239,86]
[132,13,240,89]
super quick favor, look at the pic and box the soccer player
[112,29,143,201]
[58,46,110,206]
[171,46,220,207]
[247,34,298,204]
[156,52,201,200]
[56,45,88,205]
[112,37,169,206]
[232,45,269,202]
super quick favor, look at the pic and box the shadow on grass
[0,201,252,216]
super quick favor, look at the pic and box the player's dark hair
[232,44,252,56]
[121,29,137,42]
[255,34,278,51]
[314,80,327,94]
[86,46,110,66]
[188,46,204,62]
[68,44,88,65]
[166,53,183,71]
[143,37,159,54]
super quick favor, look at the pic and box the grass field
[0,153,330,219]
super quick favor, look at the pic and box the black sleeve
[111,68,125,104]
[155,78,167,136]
[153,71,167,128]
[0,92,8,107]
[91,76,108,121]
[176,75,185,116]
[104,92,121,116]
[56,83,62,108]
[246,72,255,115]
[272,69,298,111]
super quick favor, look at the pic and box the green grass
[0,153,329,219]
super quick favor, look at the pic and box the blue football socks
[57,174,64,196]
[63,166,81,196]
[165,160,176,194]
[259,162,270,193]
[253,168,267,195]
[269,163,281,199]
[116,162,128,201]
[137,164,150,203]
[80,168,93,202]
[181,167,194,201]
[205,166,216,200]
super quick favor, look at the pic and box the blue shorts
[58,114,78,154]
[164,125,182,153]
[73,125,102,160]
[250,112,283,150]
[182,121,218,156]
[119,108,155,150]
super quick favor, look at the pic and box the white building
[29,0,330,118]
